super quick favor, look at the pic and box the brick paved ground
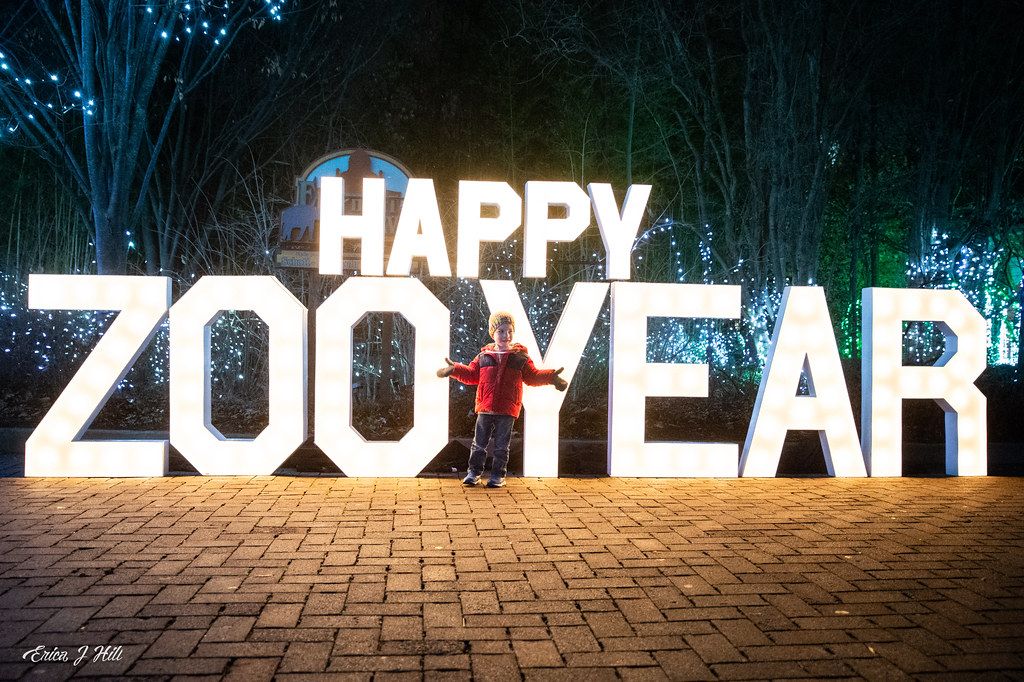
[0,475,1021,680]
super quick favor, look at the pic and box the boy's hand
[437,358,455,378]
[552,367,568,391]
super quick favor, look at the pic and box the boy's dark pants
[468,413,515,477]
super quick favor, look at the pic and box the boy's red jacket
[449,343,558,418]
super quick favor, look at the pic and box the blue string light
[0,1,287,139]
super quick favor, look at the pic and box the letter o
[169,276,307,475]
[315,277,450,476]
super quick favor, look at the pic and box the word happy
[25,180,987,478]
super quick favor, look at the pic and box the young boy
[438,311,567,487]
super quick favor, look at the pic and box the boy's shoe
[486,476,506,488]
[462,472,481,485]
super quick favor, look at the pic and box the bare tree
[0,0,286,274]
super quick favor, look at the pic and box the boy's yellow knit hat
[488,311,515,336]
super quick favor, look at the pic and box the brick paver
[0,475,1021,678]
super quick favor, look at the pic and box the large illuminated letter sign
[740,287,865,477]
[456,181,522,278]
[319,176,386,276]
[170,277,307,475]
[862,288,987,476]
[386,178,451,277]
[608,282,741,477]
[588,183,651,280]
[315,277,449,476]
[523,182,591,278]
[481,280,608,477]
[26,275,170,477]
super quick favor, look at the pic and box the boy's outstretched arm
[522,358,567,391]
[439,357,481,384]
[436,358,455,378]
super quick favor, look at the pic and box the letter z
[26,275,171,476]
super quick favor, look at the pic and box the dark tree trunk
[92,208,127,275]
[1017,278,1024,374]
